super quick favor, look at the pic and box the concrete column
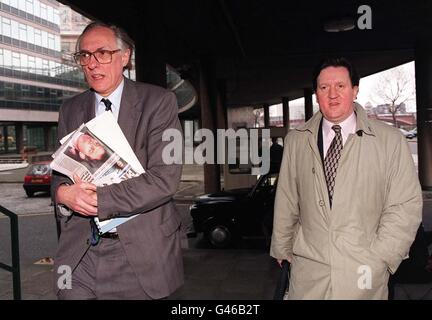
[43,126,51,152]
[15,123,23,153]
[304,88,313,121]
[3,126,9,153]
[199,59,222,193]
[282,97,290,129]
[132,2,167,87]
[415,41,432,190]
[263,104,270,127]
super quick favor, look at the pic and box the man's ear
[353,86,359,100]
[79,152,86,160]
[122,49,131,68]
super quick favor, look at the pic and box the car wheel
[25,190,34,197]
[205,223,234,248]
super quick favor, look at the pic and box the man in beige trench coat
[270,57,422,299]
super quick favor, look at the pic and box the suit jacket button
[312,168,315,174]
[319,200,325,207]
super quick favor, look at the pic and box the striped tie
[324,125,343,207]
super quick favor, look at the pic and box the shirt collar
[94,78,124,120]
[322,111,357,139]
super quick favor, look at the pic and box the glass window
[49,60,55,76]
[42,59,48,75]
[35,57,42,74]
[34,28,41,46]
[10,0,18,9]
[20,53,28,70]
[11,20,19,40]
[40,3,47,21]
[47,5,53,23]
[27,25,34,44]
[2,18,11,37]
[0,49,3,66]
[18,0,25,12]
[33,0,40,17]
[41,30,48,48]
[12,52,20,68]
[48,33,54,50]
[19,23,26,42]
[28,55,35,72]
[54,35,60,52]
[25,0,33,15]
[53,8,59,25]
[4,49,12,67]
[3,0,11,6]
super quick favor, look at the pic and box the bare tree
[371,66,415,128]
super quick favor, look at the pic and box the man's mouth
[91,74,105,80]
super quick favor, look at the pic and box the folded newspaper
[51,111,145,234]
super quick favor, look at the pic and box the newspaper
[51,111,145,234]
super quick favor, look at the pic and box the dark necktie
[324,125,343,207]
[101,98,112,112]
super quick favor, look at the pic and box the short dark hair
[312,57,359,92]
[76,21,135,70]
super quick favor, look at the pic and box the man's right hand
[56,174,98,216]
[277,256,293,267]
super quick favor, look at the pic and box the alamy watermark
[162,123,271,175]
[357,265,372,290]
[57,265,72,290]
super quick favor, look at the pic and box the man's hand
[277,256,293,267]
[56,174,98,216]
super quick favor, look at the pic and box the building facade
[0,0,87,155]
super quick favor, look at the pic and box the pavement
[0,163,431,300]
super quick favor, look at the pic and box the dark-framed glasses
[73,49,121,66]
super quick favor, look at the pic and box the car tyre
[205,223,234,248]
[25,190,34,197]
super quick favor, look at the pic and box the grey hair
[76,21,134,70]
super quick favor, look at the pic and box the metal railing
[0,205,21,300]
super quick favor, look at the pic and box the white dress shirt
[94,78,124,121]
[322,111,357,159]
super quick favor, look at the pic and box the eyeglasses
[73,49,121,66]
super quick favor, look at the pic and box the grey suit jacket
[52,78,184,299]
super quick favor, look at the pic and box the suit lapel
[117,78,142,150]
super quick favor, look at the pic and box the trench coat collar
[295,103,376,137]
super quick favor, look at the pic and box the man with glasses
[52,21,183,300]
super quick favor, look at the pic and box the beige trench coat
[270,105,422,299]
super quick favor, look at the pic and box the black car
[190,173,278,248]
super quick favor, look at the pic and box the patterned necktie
[101,98,112,112]
[324,125,343,207]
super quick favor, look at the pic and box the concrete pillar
[43,126,51,152]
[15,123,23,153]
[263,104,270,127]
[132,2,167,87]
[199,59,222,193]
[304,88,313,121]
[282,97,290,129]
[415,41,432,190]
[3,126,9,153]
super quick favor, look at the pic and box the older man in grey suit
[52,21,183,300]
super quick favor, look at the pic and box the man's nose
[328,85,338,98]
[87,54,99,69]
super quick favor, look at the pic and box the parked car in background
[23,161,52,197]
[189,173,278,248]
[399,127,417,139]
